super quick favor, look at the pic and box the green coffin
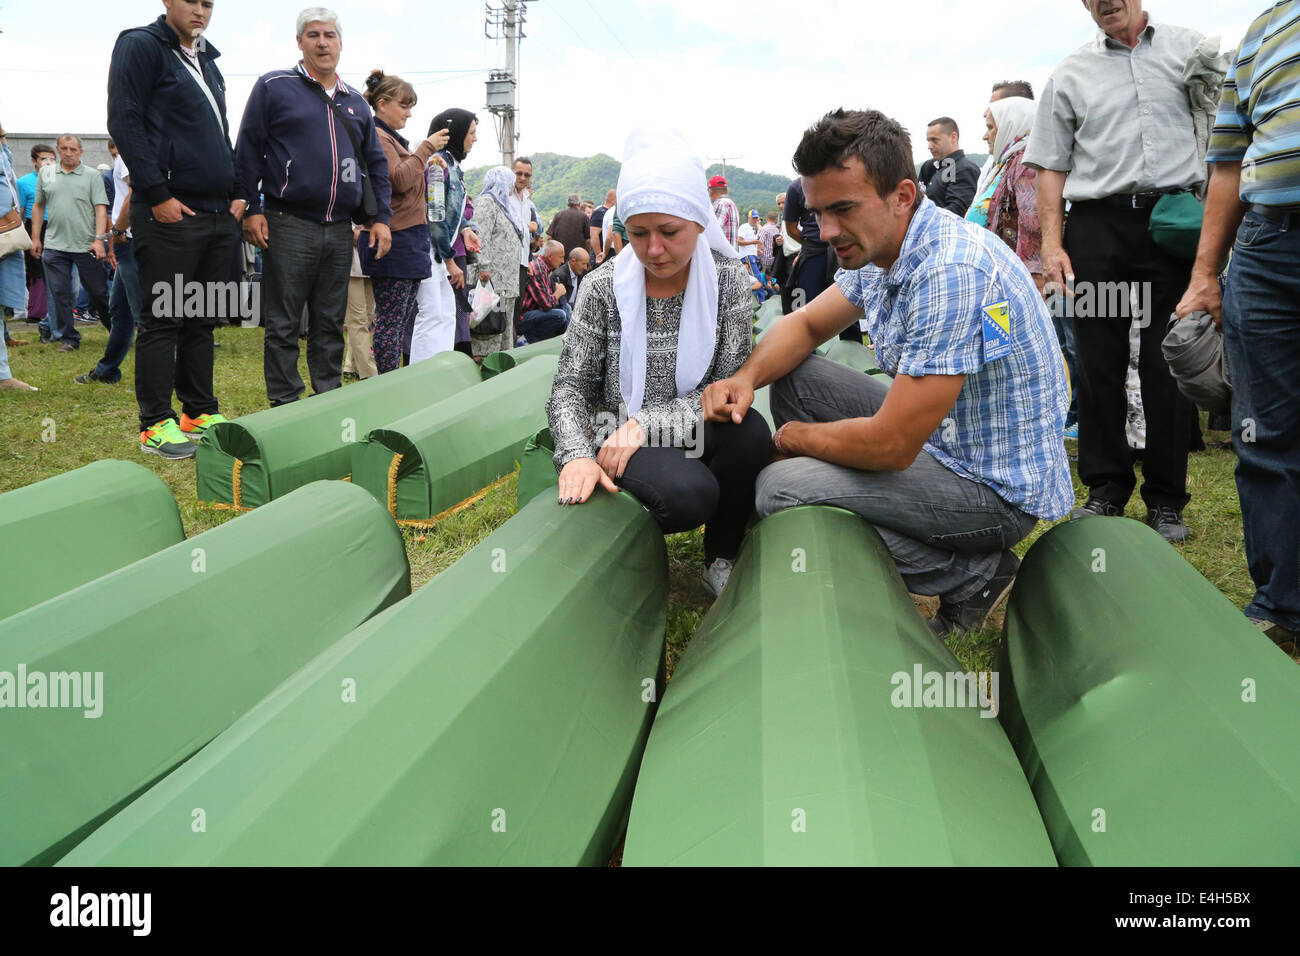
[60,490,667,866]
[623,505,1056,866]
[1000,517,1300,866]
[0,460,184,621]
[352,356,559,521]
[823,338,882,374]
[480,334,567,378]
[196,350,482,508]
[0,481,410,867]
[753,297,784,335]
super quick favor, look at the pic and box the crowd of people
[1,0,1296,652]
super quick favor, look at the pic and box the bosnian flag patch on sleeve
[981,300,1012,362]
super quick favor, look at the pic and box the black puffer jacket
[107,14,238,210]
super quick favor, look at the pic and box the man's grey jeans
[755,356,1038,603]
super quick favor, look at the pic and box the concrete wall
[7,133,114,174]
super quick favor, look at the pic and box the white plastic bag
[468,278,501,329]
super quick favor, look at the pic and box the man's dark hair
[792,109,918,200]
[30,144,54,162]
[927,117,959,138]
[513,155,533,167]
[991,80,1034,100]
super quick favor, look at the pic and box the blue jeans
[519,298,570,342]
[1221,210,1300,632]
[41,249,110,344]
[92,241,141,382]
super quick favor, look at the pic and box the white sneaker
[702,558,735,599]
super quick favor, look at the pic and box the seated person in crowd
[550,245,589,312]
[518,239,571,343]
[703,109,1072,634]
[547,127,772,597]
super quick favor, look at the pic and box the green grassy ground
[2,320,1292,674]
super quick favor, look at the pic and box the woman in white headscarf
[965,96,1043,289]
[545,128,772,597]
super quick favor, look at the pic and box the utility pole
[709,154,743,182]
[485,1,530,167]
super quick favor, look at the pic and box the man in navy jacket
[108,0,245,459]
[234,7,392,406]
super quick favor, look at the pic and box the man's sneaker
[1145,506,1189,544]
[1063,423,1079,440]
[702,557,735,599]
[140,419,197,460]
[178,412,228,441]
[38,328,52,344]
[1249,617,1299,655]
[74,372,110,384]
[56,341,80,352]
[1069,497,1124,520]
[73,309,95,325]
[928,550,1020,638]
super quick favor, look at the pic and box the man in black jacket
[108,0,245,460]
[549,246,589,311]
[919,117,979,216]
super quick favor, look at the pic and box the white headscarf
[614,127,739,415]
[973,96,1038,199]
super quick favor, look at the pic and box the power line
[576,0,634,58]
[543,1,602,56]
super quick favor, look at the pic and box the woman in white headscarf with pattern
[545,127,772,597]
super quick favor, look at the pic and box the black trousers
[616,412,772,563]
[261,211,352,406]
[1064,200,1194,510]
[132,207,240,432]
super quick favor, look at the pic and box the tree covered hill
[463,152,795,230]
[462,151,990,231]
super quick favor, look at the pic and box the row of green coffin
[58,488,668,866]
[196,338,565,510]
[7,476,1289,863]
[17,485,1292,866]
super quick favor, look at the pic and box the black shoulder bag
[302,77,379,226]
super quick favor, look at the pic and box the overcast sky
[0,0,1270,175]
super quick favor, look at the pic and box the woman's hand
[595,418,646,479]
[462,228,482,254]
[446,258,465,289]
[425,128,450,153]
[558,457,619,505]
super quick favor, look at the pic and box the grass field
[2,319,1294,674]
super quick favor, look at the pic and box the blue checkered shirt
[835,199,1073,520]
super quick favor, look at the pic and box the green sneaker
[179,412,228,441]
[140,419,196,460]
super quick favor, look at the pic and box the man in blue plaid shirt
[703,109,1072,636]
